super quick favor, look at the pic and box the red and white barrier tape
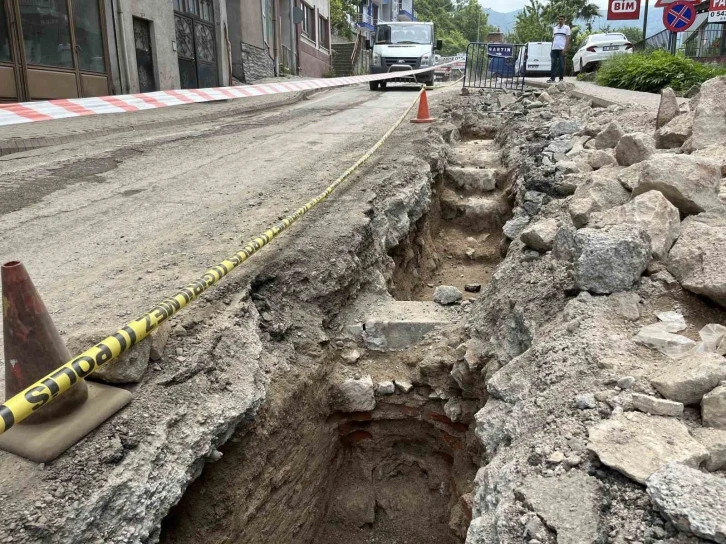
[0,63,455,128]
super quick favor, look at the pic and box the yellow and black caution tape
[0,85,441,434]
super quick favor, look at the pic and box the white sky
[480,0,649,15]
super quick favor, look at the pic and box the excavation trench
[158,125,510,544]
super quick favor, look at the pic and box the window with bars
[318,16,329,49]
[301,3,315,41]
[173,0,214,22]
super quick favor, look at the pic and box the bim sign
[607,0,641,19]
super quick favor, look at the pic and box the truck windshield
[375,25,432,45]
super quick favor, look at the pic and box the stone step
[346,300,454,351]
[446,166,499,192]
[440,188,511,233]
[449,145,501,169]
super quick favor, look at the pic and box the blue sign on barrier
[487,44,514,57]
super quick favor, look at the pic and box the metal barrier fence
[634,25,726,59]
[463,42,526,91]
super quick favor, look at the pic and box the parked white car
[573,32,633,73]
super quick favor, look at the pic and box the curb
[524,79,618,108]
[0,89,321,159]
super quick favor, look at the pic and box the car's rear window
[590,34,626,42]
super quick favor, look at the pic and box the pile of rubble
[458,78,726,543]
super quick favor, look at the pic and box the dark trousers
[550,49,565,80]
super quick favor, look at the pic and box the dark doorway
[173,0,218,89]
[133,17,156,93]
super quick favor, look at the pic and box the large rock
[651,352,726,405]
[631,393,683,416]
[149,321,172,362]
[633,155,721,216]
[691,75,726,151]
[433,285,463,305]
[550,118,581,138]
[502,211,530,240]
[518,471,601,544]
[569,168,630,227]
[615,133,656,167]
[331,376,376,413]
[647,463,726,543]
[65,331,151,384]
[573,224,651,294]
[520,218,558,252]
[668,213,726,307]
[594,121,625,150]
[655,112,693,149]
[589,190,680,260]
[692,427,726,471]
[703,384,726,429]
[587,412,709,484]
[588,150,617,170]
[693,145,726,176]
[656,87,679,129]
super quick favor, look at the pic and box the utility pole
[641,0,649,46]
[477,9,480,42]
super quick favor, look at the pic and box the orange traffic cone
[410,89,436,124]
[0,261,131,462]
[2,260,89,423]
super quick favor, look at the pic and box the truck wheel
[369,81,379,91]
[379,81,387,90]
[425,78,435,89]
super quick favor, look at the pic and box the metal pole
[642,0,649,45]
[477,10,480,43]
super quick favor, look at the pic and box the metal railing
[357,11,373,26]
[635,25,726,58]
[463,42,525,91]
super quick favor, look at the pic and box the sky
[479,0,646,15]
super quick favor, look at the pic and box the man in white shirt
[547,16,570,83]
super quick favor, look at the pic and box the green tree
[618,26,644,44]
[415,0,492,54]
[330,0,358,40]
[511,0,551,42]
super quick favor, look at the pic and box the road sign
[487,44,514,57]
[608,0,642,20]
[654,0,696,9]
[709,0,726,22]
[663,1,697,31]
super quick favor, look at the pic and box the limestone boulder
[518,471,601,544]
[647,463,726,543]
[668,213,726,307]
[631,393,683,416]
[693,145,726,177]
[587,150,617,170]
[520,218,558,252]
[691,75,726,151]
[573,224,651,294]
[703,384,726,430]
[433,285,463,305]
[692,427,726,471]
[587,412,709,484]
[655,112,693,149]
[589,190,680,260]
[550,119,581,138]
[594,121,624,150]
[569,168,630,227]
[656,87,679,129]
[65,331,151,384]
[615,133,656,167]
[651,352,726,405]
[633,155,721,216]
[331,376,376,413]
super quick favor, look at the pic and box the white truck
[365,21,443,90]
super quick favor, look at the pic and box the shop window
[72,0,106,72]
[20,0,74,68]
[318,16,329,49]
[301,3,315,41]
[0,0,11,62]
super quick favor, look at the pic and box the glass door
[0,0,21,100]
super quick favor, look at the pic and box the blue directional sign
[487,44,514,58]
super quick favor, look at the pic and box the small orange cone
[2,260,88,423]
[0,261,131,462]
[410,89,436,123]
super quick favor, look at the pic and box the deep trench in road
[156,122,510,544]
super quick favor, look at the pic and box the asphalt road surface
[0,83,448,380]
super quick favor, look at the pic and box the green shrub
[596,50,726,93]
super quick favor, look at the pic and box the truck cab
[366,22,442,90]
